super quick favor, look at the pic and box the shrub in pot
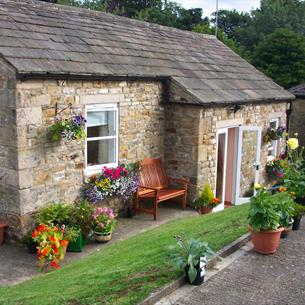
[171,235,215,285]
[194,183,220,214]
[292,204,305,230]
[69,200,93,240]
[63,225,84,252]
[36,203,72,226]
[275,188,295,238]
[92,207,116,243]
[248,188,284,254]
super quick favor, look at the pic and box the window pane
[87,139,116,166]
[87,110,116,137]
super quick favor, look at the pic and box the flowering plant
[264,126,286,142]
[92,207,116,235]
[32,224,68,270]
[194,182,220,209]
[49,114,86,142]
[83,164,139,203]
[266,157,288,180]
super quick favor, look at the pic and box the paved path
[0,203,197,286]
[157,222,305,305]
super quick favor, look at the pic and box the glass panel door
[215,129,228,211]
[235,126,262,205]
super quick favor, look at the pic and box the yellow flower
[279,186,286,193]
[287,138,299,150]
[254,183,261,190]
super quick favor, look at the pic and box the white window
[86,104,118,174]
[267,118,280,161]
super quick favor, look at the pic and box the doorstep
[138,232,252,305]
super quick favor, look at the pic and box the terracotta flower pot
[249,225,284,255]
[0,223,6,245]
[200,206,213,214]
[94,232,112,243]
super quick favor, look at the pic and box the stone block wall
[5,79,164,238]
[290,99,305,147]
[165,101,288,202]
[0,59,20,233]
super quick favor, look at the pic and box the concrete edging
[138,232,251,305]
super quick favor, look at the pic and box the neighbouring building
[0,0,295,239]
[289,84,305,147]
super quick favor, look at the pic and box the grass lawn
[0,204,249,305]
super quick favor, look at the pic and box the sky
[176,0,261,17]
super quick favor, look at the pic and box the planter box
[0,223,6,245]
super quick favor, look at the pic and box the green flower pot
[67,232,84,252]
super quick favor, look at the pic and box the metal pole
[215,0,219,38]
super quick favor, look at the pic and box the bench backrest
[139,158,168,189]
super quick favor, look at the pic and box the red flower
[50,261,60,269]
[37,225,46,232]
[53,248,59,254]
[32,230,38,238]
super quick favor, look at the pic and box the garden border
[138,232,251,305]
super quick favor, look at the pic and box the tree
[211,9,251,39]
[235,0,305,51]
[252,28,305,88]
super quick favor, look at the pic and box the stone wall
[8,79,164,238]
[290,99,305,147]
[165,101,288,202]
[0,59,19,233]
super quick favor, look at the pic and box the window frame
[85,103,119,175]
[267,118,280,161]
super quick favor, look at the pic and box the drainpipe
[286,101,292,137]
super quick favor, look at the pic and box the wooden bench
[135,158,188,220]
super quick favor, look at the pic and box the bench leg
[135,194,140,215]
[182,193,187,210]
[153,200,158,221]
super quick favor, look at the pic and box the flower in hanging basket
[49,114,86,142]
[264,126,286,142]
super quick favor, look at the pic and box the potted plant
[171,235,215,285]
[21,231,38,254]
[275,187,295,238]
[248,187,284,254]
[63,225,84,252]
[0,222,6,245]
[32,224,69,271]
[69,200,93,240]
[194,183,220,214]
[292,203,305,230]
[92,207,116,243]
[36,203,72,226]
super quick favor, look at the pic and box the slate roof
[289,84,305,98]
[0,0,294,105]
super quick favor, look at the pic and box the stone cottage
[289,84,305,147]
[0,0,294,238]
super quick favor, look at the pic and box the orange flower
[53,227,59,232]
[41,249,49,257]
[61,240,68,247]
[212,198,220,204]
[279,186,286,193]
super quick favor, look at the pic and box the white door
[215,128,228,211]
[235,126,262,205]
